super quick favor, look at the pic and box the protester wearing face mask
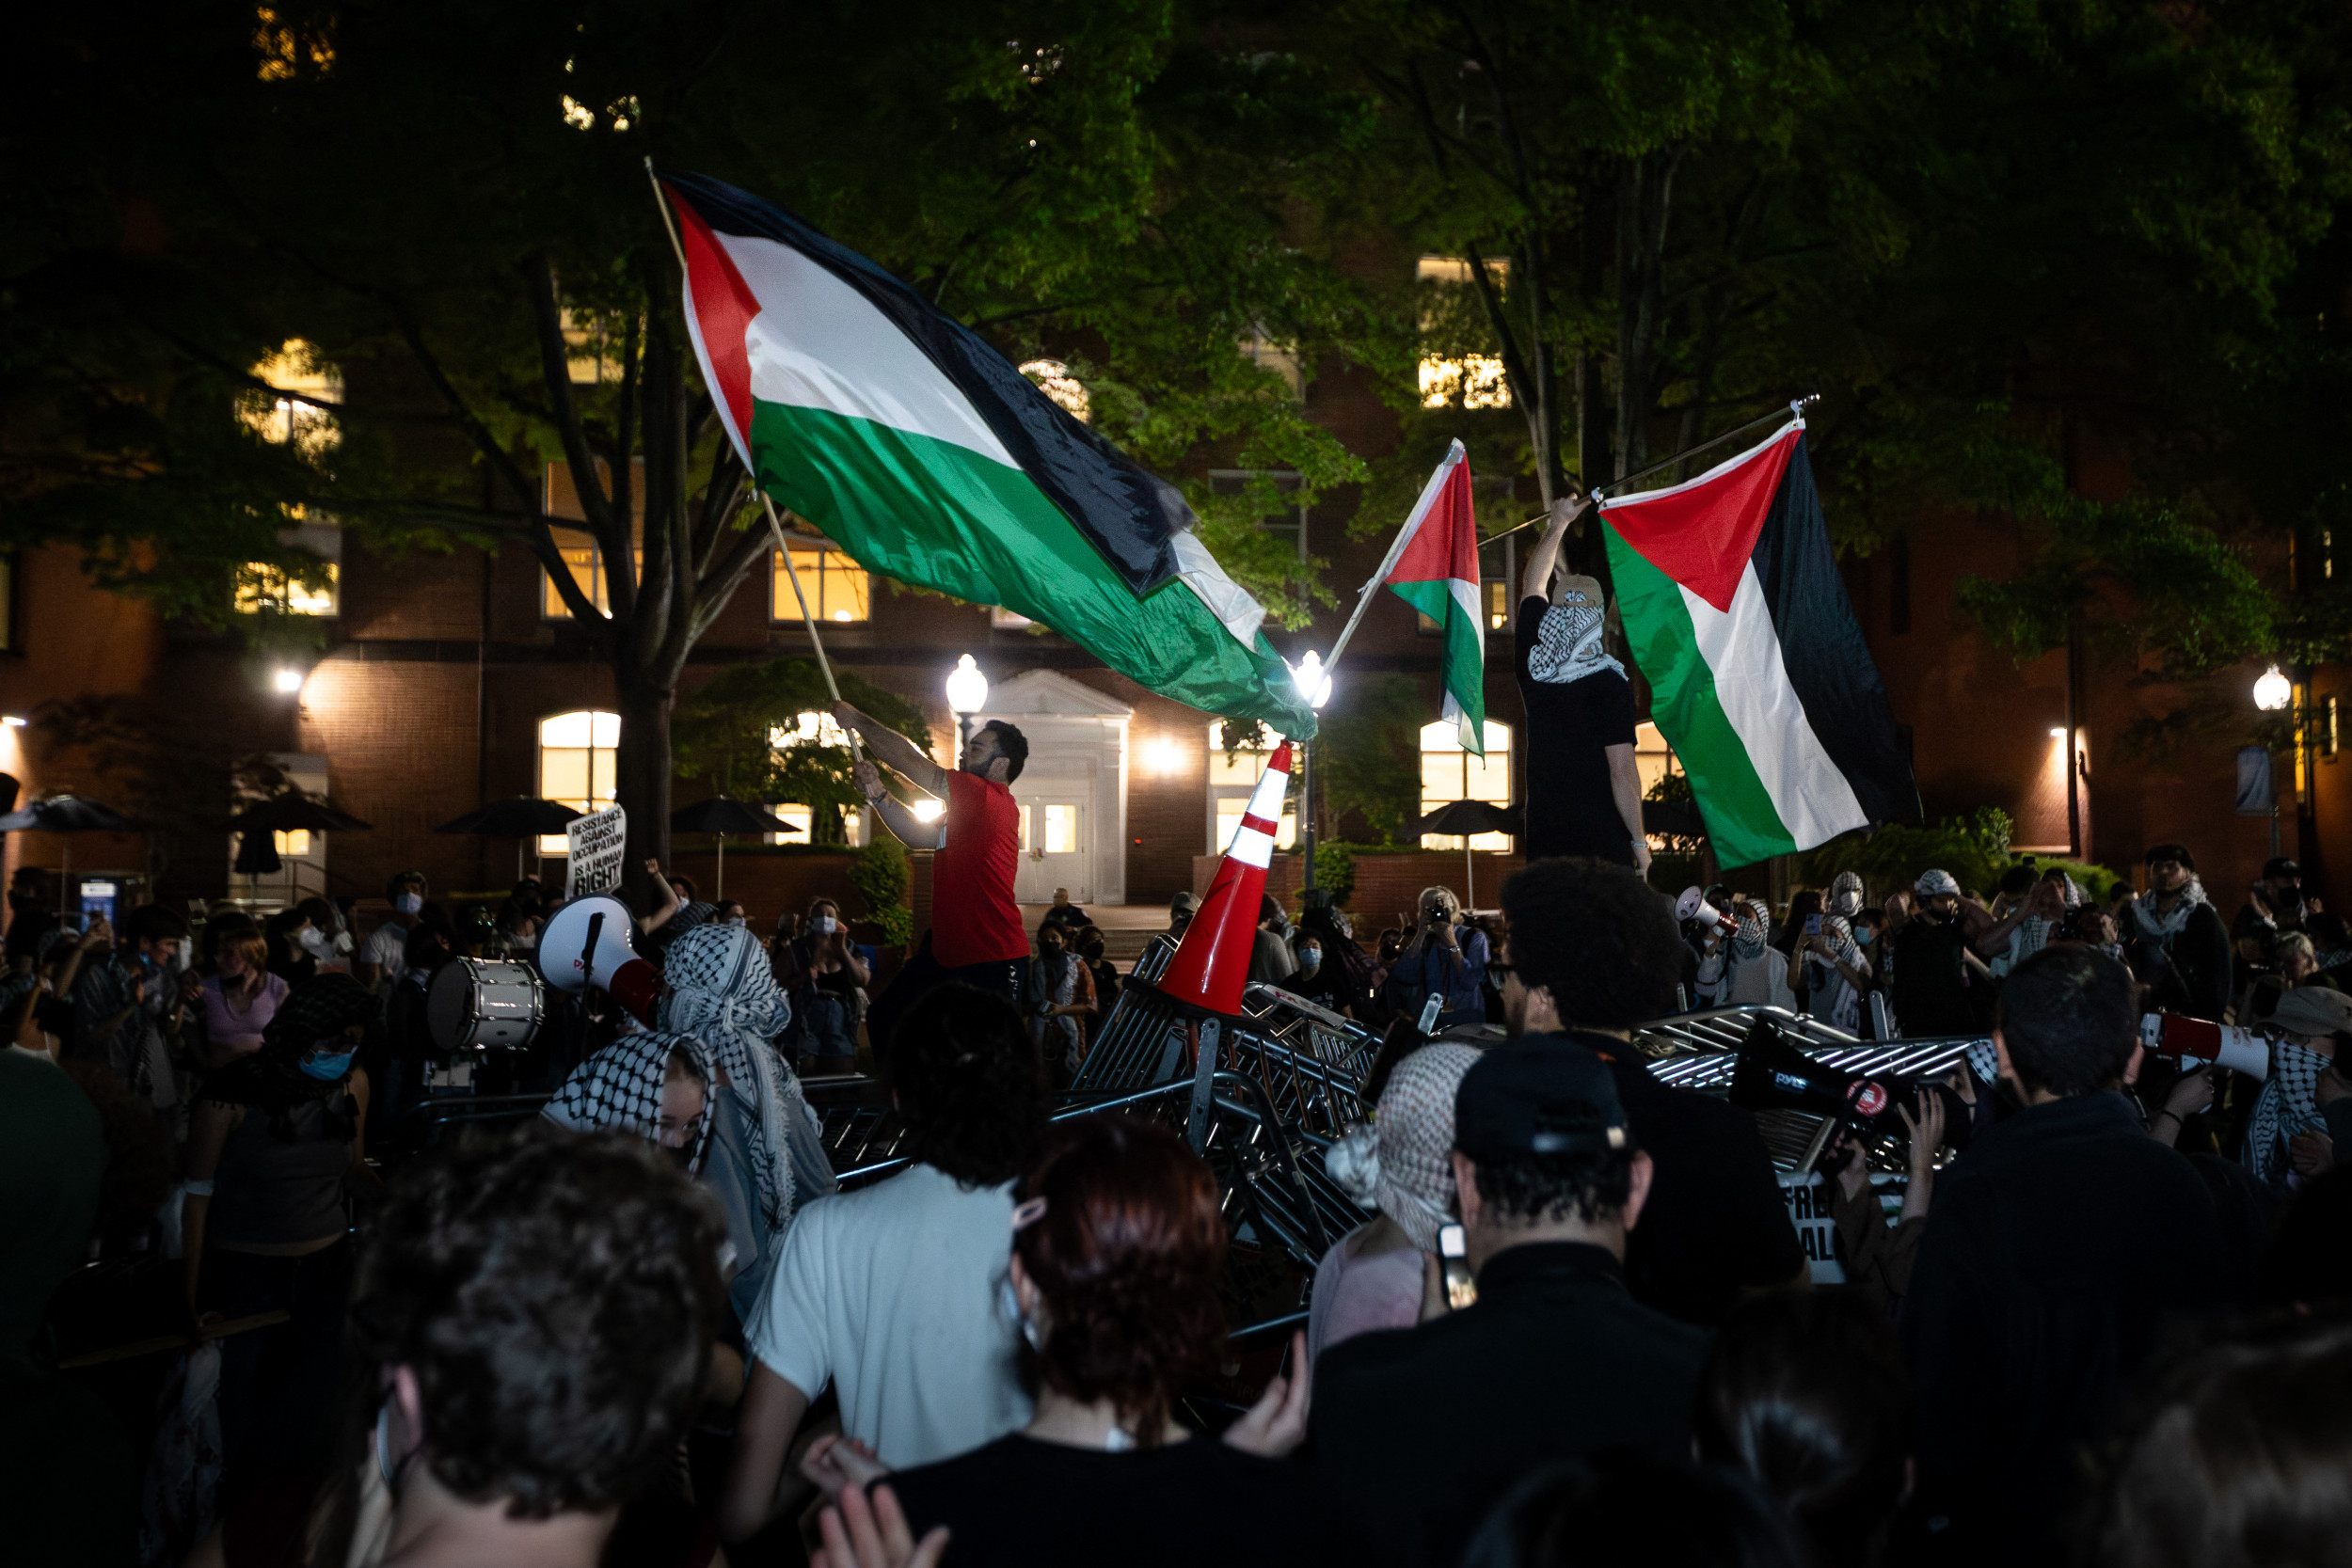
[1025,921,1097,1080]
[1074,927,1121,1052]
[1887,870,1998,1037]
[776,897,872,1078]
[2128,843,2234,1022]
[717,899,748,927]
[69,902,190,1115]
[180,974,381,1514]
[1284,930,1352,1017]
[357,871,431,995]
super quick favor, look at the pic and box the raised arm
[833,702,948,797]
[856,761,947,851]
[1520,495,1587,602]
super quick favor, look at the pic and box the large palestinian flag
[660,171,1315,736]
[1382,441,1485,753]
[1597,419,1916,867]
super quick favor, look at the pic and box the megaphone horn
[1676,886,1723,928]
[534,894,663,1025]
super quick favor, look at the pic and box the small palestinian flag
[1383,441,1485,753]
[1597,419,1916,867]
[660,170,1316,736]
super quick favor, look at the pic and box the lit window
[538,710,619,852]
[766,800,860,847]
[237,515,342,617]
[1237,329,1305,400]
[1208,470,1307,560]
[1421,720,1512,849]
[540,463,644,619]
[1020,359,1089,421]
[1415,256,1513,409]
[273,829,312,858]
[543,529,610,617]
[560,309,628,385]
[771,541,871,624]
[1632,721,1683,799]
[243,341,342,458]
[1205,721,1297,851]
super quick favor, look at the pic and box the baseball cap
[1915,868,1960,897]
[2144,843,2196,870]
[1454,1043,1631,1162]
[2262,986,2352,1037]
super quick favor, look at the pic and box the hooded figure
[657,921,837,1323]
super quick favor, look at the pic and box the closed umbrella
[226,791,370,902]
[0,795,140,915]
[436,797,585,881]
[1410,800,1519,911]
[669,796,798,899]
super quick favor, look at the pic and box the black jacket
[1901,1092,2241,1561]
[1553,1032,1806,1325]
[1312,1243,1708,1568]
[2129,895,2233,1022]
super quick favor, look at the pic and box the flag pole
[1322,439,1465,675]
[645,157,866,778]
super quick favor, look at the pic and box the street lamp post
[2255,663,2292,856]
[946,655,989,752]
[1291,652,1334,892]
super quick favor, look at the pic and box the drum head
[426,959,478,1053]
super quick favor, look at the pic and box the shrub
[850,835,913,949]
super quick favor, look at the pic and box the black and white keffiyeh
[543,1028,717,1174]
[2245,1037,2330,1187]
[1527,600,1627,686]
[659,922,834,1240]
[2132,878,2212,942]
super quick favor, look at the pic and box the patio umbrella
[1410,800,1519,911]
[0,794,140,914]
[669,796,798,899]
[436,797,585,881]
[233,832,283,877]
[228,792,373,835]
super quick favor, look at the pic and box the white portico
[976,670,1131,905]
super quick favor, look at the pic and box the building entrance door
[1015,796,1089,903]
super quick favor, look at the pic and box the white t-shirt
[359,923,409,989]
[747,1163,1031,1468]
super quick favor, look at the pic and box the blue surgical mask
[1297,949,1322,970]
[1854,928,1875,946]
[300,1049,357,1082]
[394,893,423,915]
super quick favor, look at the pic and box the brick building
[0,301,2310,930]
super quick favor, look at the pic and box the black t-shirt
[888,1433,1352,1568]
[1516,595,1638,863]
[1890,916,1981,1037]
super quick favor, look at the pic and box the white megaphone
[1676,886,1723,929]
[535,895,663,1024]
[2139,1013,2269,1081]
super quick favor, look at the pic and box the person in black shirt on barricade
[1901,944,2240,1564]
[1515,497,1648,874]
[1501,858,1805,1324]
[1312,1036,1707,1568]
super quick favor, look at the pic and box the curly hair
[1014,1116,1224,1443]
[882,983,1045,1186]
[1501,858,1683,1029]
[344,1122,725,1518]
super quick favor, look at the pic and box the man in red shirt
[834,701,1031,1051]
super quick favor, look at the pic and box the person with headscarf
[1795,879,1875,1036]
[2128,843,2234,1022]
[1312,1042,1483,1367]
[1516,496,1648,873]
[633,921,836,1325]
[1023,920,1095,1080]
[179,972,379,1511]
[2241,986,2351,1188]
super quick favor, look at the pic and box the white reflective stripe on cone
[1243,760,1290,819]
[1227,825,1275,869]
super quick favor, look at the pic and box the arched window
[539,710,619,851]
[1421,720,1512,849]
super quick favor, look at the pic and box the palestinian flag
[660,171,1315,736]
[1597,419,1916,867]
[1383,441,1485,752]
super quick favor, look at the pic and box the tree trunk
[614,673,675,910]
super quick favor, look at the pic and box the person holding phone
[1312,1043,1706,1568]
[775,896,871,1076]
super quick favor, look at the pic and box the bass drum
[427,958,546,1052]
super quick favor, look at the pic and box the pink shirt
[1307,1222,1425,1368]
[201,972,290,1054]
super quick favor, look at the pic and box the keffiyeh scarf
[544,1028,717,1174]
[2132,879,2212,943]
[1373,1043,1482,1252]
[659,923,834,1239]
[1528,600,1626,685]
[2245,1037,2330,1187]
[1806,914,1869,1034]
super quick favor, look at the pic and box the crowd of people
[8,708,2352,1568]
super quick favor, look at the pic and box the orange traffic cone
[1159,741,1294,1017]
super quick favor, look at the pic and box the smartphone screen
[1804,913,1822,937]
[1438,1222,1477,1308]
